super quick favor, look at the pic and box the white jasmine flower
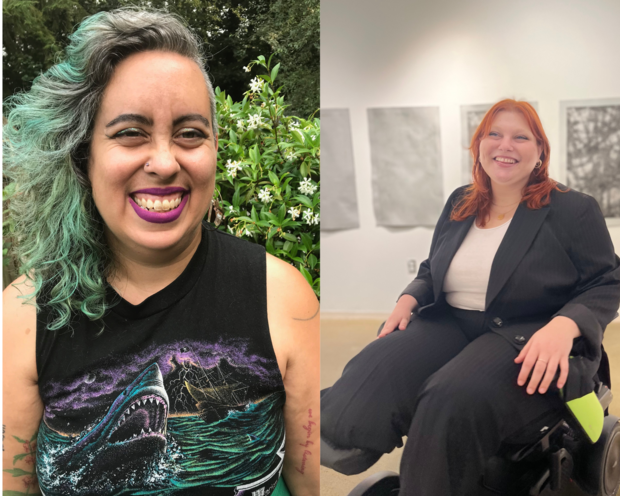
[244,228,252,237]
[289,120,300,130]
[258,187,273,203]
[243,66,251,72]
[237,120,245,131]
[247,113,262,130]
[286,150,295,161]
[225,159,244,177]
[313,212,320,225]
[288,207,300,220]
[250,77,264,93]
[261,102,266,108]
[298,178,318,196]
[302,209,313,222]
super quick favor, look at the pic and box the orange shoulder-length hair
[451,99,564,225]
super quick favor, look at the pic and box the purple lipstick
[129,188,189,224]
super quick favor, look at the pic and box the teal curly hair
[3,8,217,331]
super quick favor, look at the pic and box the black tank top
[36,223,286,496]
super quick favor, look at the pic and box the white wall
[321,0,620,314]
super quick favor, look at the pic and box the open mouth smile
[494,157,519,165]
[128,187,189,224]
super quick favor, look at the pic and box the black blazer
[401,184,620,396]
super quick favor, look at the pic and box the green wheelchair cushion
[566,391,604,443]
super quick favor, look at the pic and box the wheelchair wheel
[577,415,620,496]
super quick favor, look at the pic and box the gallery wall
[321,0,620,314]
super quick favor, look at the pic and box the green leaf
[282,233,297,242]
[3,468,33,477]
[232,188,241,209]
[308,254,318,270]
[12,436,28,444]
[301,233,313,252]
[277,204,286,224]
[283,241,293,252]
[299,266,313,286]
[293,195,313,208]
[250,206,258,223]
[229,129,238,144]
[268,171,279,186]
[300,162,308,177]
[292,130,305,144]
[289,242,298,258]
[270,63,280,84]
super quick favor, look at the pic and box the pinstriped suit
[321,184,620,496]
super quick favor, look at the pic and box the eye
[489,131,499,137]
[108,128,148,145]
[175,128,208,147]
[516,136,529,140]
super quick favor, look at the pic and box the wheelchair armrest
[596,383,613,411]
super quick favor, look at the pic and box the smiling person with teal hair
[3,8,319,496]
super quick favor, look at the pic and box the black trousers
[321,305,566,496]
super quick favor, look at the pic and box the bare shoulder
[3,274,38,382]
[266,253,319,319]
[265,254,319,379]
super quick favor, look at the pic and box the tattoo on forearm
[292,304,320,322]
[3,429,39,494]
[295,409,315,475]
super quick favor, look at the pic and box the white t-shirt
[443,218,511,311]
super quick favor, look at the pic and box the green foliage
[3,0,319,117]
[214,55,320,296]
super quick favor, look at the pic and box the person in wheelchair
[320,99,620,496]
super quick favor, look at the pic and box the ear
[537,142,543,162]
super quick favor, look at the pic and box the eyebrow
[105,113,210,129]
[173,114,211,128]
[105,114,153,128]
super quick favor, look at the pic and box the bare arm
[266,254,319,496]
[3,276,44,495]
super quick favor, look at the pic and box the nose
[145,142,181,178]
[498,136,514,151]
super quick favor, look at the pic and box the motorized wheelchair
[322,323,620,496]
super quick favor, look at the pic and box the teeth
[141,429,145,435]
[149,428,152,433]
[495,157,516,164]
[134,196,183,212]
[132,404,136,410]
[149,398,154,404]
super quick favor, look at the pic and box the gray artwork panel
[321,108,360,230]
[561,98,620,221]
[368,107,443,227]
[460,104,492,185]
[460,102,539,186]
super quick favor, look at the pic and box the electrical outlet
[407,259,417,274]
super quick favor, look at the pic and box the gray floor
[320,316,620,496]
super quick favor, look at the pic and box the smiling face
[89,50,217,256]
[478,110,543,193]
